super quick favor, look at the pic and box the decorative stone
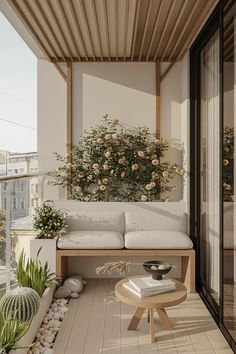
[63,275,83,293]
[54,286,71,299]
[44,349,54,354]
[71,292,80,299]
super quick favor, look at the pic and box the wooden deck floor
[54,279,233,354]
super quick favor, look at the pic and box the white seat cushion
[124,231,193,249]
[57,231,124,249]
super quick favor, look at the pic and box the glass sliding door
[190,2,236,351]
[223,0,236,342]
[200,30,220,308]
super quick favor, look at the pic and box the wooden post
[155,62,160,139]
[67,62,72,199]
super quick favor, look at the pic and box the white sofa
[57,205,193,250]
[55,202,195,292]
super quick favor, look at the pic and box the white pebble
[71,292,79,299]
[44,349,54,354]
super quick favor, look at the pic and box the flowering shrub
[53,116,184,201]
[223,125,234,201]
[33,201,67,239]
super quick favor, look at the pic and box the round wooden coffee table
[115,276,187,343]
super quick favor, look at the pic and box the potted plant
[30,201,67,273]
[8,250,56,354]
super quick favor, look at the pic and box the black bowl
[143,260,172,280]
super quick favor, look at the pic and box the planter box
[9,284,56,354]
[30,238,57,273]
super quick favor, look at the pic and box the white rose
[100,185,106,191]
[179,168,185,176]
[110,170,114,176]
[112,118,119,124]
[140,127,148,134]
[105,134,111,140]
[94,169,100,175]
[141,195,147,201]
[121,171,125,178]
[131,164,139,171]
[118,157,126,165]
[137,151,145,158]
[105,151,111,158]
[87,175,93,180]
[152,159,159,166]
[112,134,117,139]
[102,178,109,185]
[103,164,109,170]
[92,163,99,169]
[97,138,104,144]
[162,171,168,178]
[75,186,81,192]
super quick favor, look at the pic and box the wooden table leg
[149,308,156,343]
[128,307,145,330]
[156,308,174,330]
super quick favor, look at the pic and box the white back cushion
[126,209,187,233]
[66,212,125,233]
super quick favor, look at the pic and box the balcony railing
[0,171,55,293]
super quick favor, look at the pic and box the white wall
[37,59,67,200]
[72,63,156,142]
[160,54,189,205]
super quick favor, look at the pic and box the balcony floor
[54,279,233,354]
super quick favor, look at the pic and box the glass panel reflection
[223,0,236,341]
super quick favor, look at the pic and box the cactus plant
[0,287,40,323]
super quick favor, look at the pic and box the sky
[0,12,37,153]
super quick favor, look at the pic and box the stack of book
[123,277,176,297]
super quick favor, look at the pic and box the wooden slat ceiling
[9,0,217,63]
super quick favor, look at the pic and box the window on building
[35,183,38,194]
[31,199,34,207]
[35,198,38,207]
[12,198,16,209]
[3,182,7,191]
[19,168,24,174]
[31,184,34,194]
[14,169,18,174]
[20,182,24,191]
[20,198,25,209]
[3,198,6,210]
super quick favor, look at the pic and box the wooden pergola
[4,0,217,197]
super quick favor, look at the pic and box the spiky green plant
[0,310,31,352]
[0,287,39,323]
[16,248,55,297]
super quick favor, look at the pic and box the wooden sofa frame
[56,248,195,293]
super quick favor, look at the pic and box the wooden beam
[80,0,96,61]
[177,0,216,61]
[131,0,141,61]
[115,0,119,61]
[91,0,103,61]
[153,0,177,61]
[68,0,88,61]
[9,0,52,59]
[103,0,111,61]
[138,0,153,61]
[67,62,72,200]
[57,0,81,61]
[146,0,163,61]
[54,63,67,81]
[24,0,59,60]
[156,62,160,139]
[46,0,73,60]
[123,0,129,61]
[161,0,188,61]
[168,0,199,61]
[35,0,66,61]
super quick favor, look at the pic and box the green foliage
[17,248,55,297]
[0,211,6,266]
[53,116,184,201]
[0,287,40,323]
[0,310,31,351]
[33,200,67,239]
